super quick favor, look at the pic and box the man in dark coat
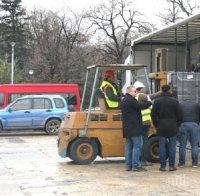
[121,85,152,171]
[151,85,182,172]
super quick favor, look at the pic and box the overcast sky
[22,0,168,27]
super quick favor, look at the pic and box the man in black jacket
[121,85,152,171]
[179,101,200,167]
[151,85,182,171]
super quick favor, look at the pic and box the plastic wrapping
[167,72,200,103]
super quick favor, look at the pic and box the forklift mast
[149,48,168,92]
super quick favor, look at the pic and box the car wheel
[45,119,61,135]
[69,138,98,165]
[146,136,169,163]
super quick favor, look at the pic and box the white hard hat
[133,81,145,89]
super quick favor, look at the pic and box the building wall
[131,39,200,93]
[133,44,186,73]
[190,38,200,65]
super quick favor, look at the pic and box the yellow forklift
[57,63,162,164]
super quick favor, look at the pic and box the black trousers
[141,125,150,162]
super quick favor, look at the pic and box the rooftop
[131,13,200,46]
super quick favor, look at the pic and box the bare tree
[86,0,154,63]
[174,0,198,16]
[58,12,87,83]
[28,10,63,82]
[27,10,89,84]
[159,0,199,25]
[159,0,182,25]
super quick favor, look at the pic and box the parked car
[0,94,68,135]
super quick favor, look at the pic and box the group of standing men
[99,70,200,172]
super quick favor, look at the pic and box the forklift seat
[98,98,107,112]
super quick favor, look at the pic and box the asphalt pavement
[0,134,200,196]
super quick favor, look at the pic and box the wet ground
[0,134,200,196]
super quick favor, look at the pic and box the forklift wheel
[69,138,98,165]
[146,136,169,163]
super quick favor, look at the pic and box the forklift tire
[69,138,98,165]
[146,136,169,163]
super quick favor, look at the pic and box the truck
[0,83,81,111]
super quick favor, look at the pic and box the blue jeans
[159,136,177,167]
[179,122,199,166]
[125,136,143,168]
